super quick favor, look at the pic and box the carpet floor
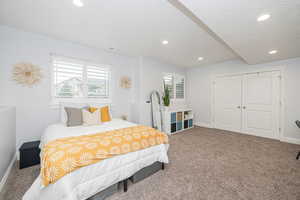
[1,127,300,200]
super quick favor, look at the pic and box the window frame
[50,56,112,107]
[162,72,185,102]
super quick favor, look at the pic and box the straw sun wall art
[120,76,132,89]
[12,62,43,87]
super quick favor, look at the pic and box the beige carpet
[1,127,300,200]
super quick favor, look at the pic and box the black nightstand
[19,141,41,169]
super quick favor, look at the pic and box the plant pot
[161,106,169,112]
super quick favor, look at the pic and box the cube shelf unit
[163,109,193,135]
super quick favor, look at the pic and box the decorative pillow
[89,106,111,122]
[64,107,83,127]
[100,106,111,122]
[60,103,88,123]
[82,109,101,126]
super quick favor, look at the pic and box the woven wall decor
[12,62,43,86]
[120,76,132,89]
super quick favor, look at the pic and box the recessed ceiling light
[269,50,278,54]
[198,57,204,61]
[73,0,84,7]
[162,40,169,45]
[257,14,270,22]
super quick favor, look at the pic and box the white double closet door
[214,71,281,139]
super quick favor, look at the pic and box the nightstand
[19,141,41,169]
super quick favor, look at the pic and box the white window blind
[163,73,174,99]
[175,75,185,99]
[52,56,110,101]
[87,65,110,98]
[53,59,84,98]
[162,73,185,100]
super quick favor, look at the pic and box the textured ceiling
[177,0,300,64]
[0,0,237,67]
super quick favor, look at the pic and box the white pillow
[60,102,88,123]
[82,109,101,126]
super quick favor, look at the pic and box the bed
[23,118,169,200]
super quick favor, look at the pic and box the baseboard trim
[194,122,211,128]
[280,137,300,145]
[196,122,300,145]
[0,153,16,193]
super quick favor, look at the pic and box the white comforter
[23,119,169,200]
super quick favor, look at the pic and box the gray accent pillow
[64,107,84,127]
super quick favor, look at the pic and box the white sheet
[40,118,137,148]
[23,119,169,200]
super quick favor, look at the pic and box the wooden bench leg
[123,179,128,192]
[162,163,165,170]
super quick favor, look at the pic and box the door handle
[243,106,246,109]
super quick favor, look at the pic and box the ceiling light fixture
[73,0,84,7]
[162,40,169,45]
[198,57,204,61]
[269,50,278,55]
[257,14,270,22]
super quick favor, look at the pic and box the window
[86,65,110,98]
[52,56,111,104]
[163,73,185,100]
[163,73,174,99]
[175,75,185,99]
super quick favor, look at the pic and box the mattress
[23,119,169,200]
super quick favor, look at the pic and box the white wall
[186,58,300,142]
[0,106,16,184]
[0,25,186,149]
[135,57,186,126]
[0,25,137,148]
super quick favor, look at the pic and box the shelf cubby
[163,109,193,135]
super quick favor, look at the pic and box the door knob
[237,106,241,109]
[243,106,246,109]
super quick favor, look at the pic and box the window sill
[50,98,112,109]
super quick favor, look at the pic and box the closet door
[242,71,280,139]
[214,75,242,132]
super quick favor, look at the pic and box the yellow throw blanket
[41,125,168,186]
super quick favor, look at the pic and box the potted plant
[162,83,170,108]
